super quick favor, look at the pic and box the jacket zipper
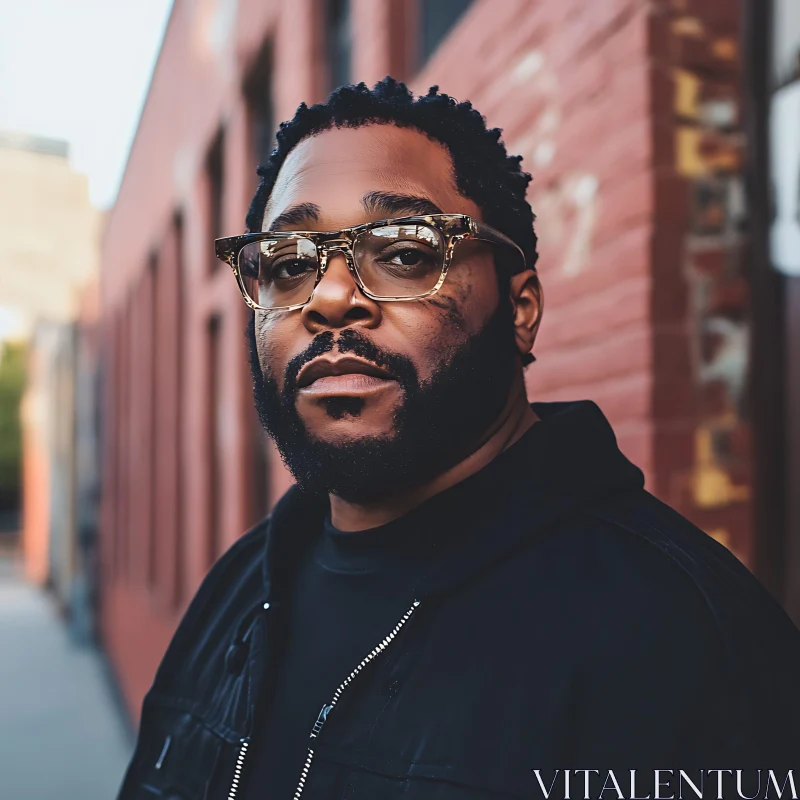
[227,737,249,800]
[292,599,420,800]
[225,598,421,800]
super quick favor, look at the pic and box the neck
[329,374,538,531]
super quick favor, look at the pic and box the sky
[0,0,174,210]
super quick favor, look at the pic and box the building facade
[99,0,784,721]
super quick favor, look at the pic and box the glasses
[214,213,528,311]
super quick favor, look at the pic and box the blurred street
[0,556,132,800]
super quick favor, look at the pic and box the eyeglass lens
[237,223,444,309]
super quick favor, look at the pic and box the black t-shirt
[242,498,448,799]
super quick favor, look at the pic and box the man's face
[251,124,521,501]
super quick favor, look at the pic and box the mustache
[283,329,419,399]
[284,331,335,392]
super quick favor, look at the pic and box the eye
[270,257,317,281]
[389,248,425,266]
[378,243,436,272]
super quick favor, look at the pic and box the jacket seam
[144,691,244,744]
[586,506,729,643]
[311,752,528,799]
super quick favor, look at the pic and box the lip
[296,356,395,390]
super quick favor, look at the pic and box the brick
[539,274,650,349]
[651,223,691,324]
[531,370,652,424]
[653,417,695,465]
[533,323,651,394]
[536,222,651,303]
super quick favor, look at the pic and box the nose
[300,250,382,333]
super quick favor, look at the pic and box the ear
[509,269,543,362]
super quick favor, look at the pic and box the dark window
[418,0,473,67]
[244,40,274,174]
[326,0,351,91]
[114,310,129,579]
[206,129,225,272]
[172,211,185,607]
[207,315,224,565]
[120,296,134,582]
[147,252,158,589]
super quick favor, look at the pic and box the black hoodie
[117,401,800,800]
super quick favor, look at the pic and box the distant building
[0,133,98,322]
[0,132,100,618]
[98,0,798,722]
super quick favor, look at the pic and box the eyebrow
[361,191,444,218]
[267,192,444,231]
[267,202,321,230]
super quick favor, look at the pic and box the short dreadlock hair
[245,77,539,273]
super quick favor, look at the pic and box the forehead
[263,124,481,230]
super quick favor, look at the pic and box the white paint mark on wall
[507,49,600,277]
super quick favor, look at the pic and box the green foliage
[0,340,27,503]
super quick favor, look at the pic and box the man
[118,79,800,800]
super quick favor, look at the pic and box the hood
[260,400,645,602]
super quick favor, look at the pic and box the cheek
[386,285,493,382]
[434,251,500,323]
[255,311,296,383]
[413,264,500,377]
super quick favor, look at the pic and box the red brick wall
[649,0,752,563]
[99,0,750,721]
[429,1,660,478]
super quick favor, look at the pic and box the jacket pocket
[118,695,227,800]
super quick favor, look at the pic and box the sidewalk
[0,557,133,800]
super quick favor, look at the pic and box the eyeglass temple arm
[470,221,531,271]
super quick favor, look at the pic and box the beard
[248,294,519,504]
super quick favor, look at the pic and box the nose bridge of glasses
[317,238,356,273]
[314,239,358,292]
[318,238,352,258]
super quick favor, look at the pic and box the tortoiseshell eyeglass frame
[214,213,530,312]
